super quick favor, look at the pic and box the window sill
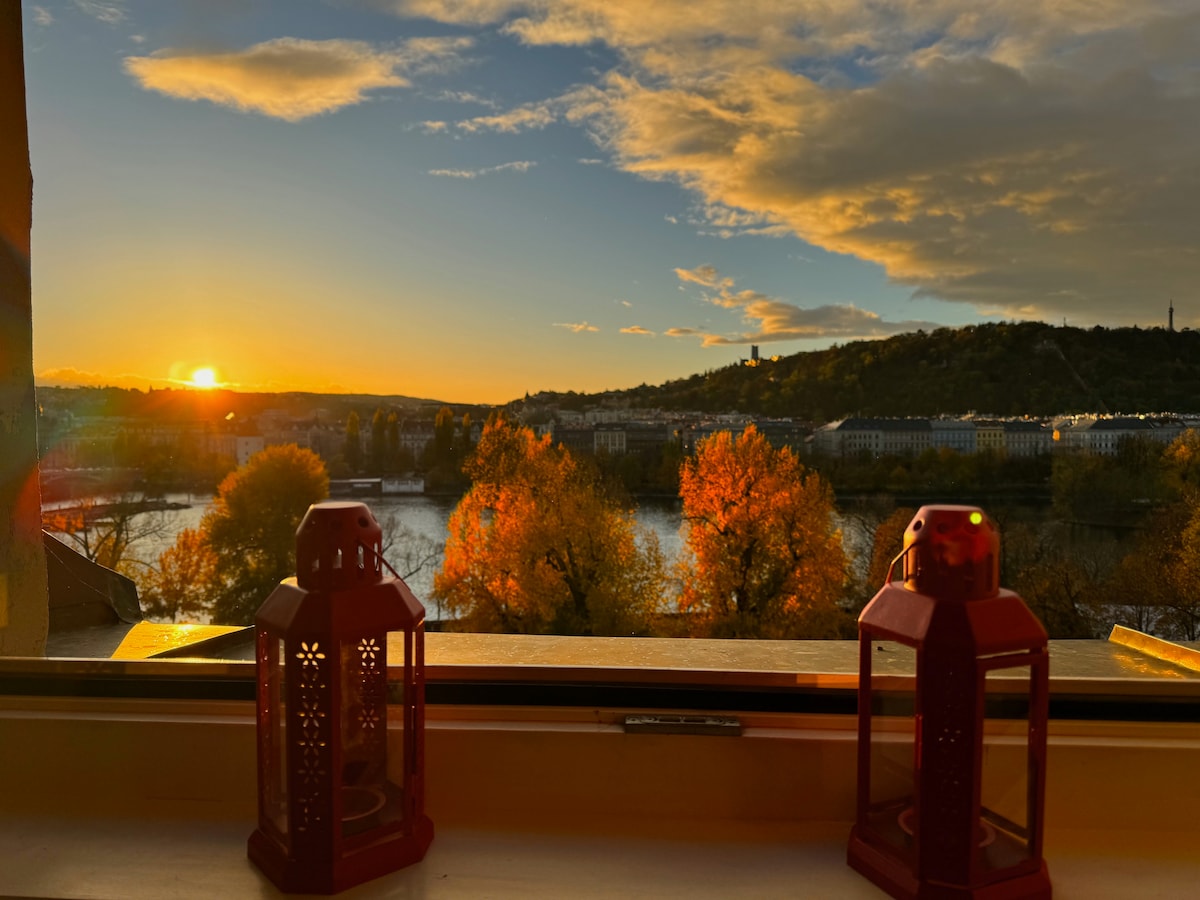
[2,636,1199,898]
[2,811,1197,898]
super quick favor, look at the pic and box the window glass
[14,5,1200,649]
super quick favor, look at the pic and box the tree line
[114,422,852,639]
[48,424,1200,643]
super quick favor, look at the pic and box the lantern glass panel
[979,664,1033,873]
[339,632,394,839]
[866,640,916,856]
[386,630,413,821]
[387,630,412,775]
[265,636,289,844]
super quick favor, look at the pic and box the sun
[190,367,218,389]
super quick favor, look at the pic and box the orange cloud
[673,265,731,290]
[396,1,1200,326]
[554,322,600,333]
[672,264,939,345]
[124,36,471,121]
[457,104,555,133]
[620,326,655,336]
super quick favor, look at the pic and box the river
[125,493,691,621]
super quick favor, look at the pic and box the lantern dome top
[900,504,999,601]
[296,501,385,591]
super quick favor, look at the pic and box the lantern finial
[897,505,999,601]
[296,501,385,591]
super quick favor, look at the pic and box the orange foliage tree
[139,527,219,623]
[679,426,850,638]
[434,419,666,635]
[866,507,918,593]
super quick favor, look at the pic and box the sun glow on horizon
[189,367,219,389]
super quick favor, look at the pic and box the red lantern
[847,505,1051,899]
[248,501,434,894]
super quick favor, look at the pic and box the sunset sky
[23,2,1200,404]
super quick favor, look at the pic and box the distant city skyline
[23,2,1199,404]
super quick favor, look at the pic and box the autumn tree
[432,406,455,466]
[139,527,218,623]
[433,419,666,635]
[1108,498,1200,641]
[865,507,918,594]
[1002,521,1108,639]
[678,426,850,639]
[140,444,329,625]
[1161,429,1200,498]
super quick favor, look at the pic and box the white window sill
[2,813,1197,899]
[2,635,1198,898]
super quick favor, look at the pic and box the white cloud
[434,89,497,107]
[124,36,473,122]
[32,6,54,27]
[74,1,125,24]
[457,104,555,133]
[429,160,537,177]
[554,321,600,333]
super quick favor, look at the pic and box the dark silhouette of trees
[344,411,362,473]
[370,408,388,473]
[386,412,401,472]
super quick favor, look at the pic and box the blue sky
[22,2,1200,403]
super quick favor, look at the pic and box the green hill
[534,322,1200,420]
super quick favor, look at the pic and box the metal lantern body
[847,505,1051,900]
[248,501,434,894]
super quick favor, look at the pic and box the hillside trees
[140,444,329,624]
[433,419,666,635]
[678,426,850,638]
